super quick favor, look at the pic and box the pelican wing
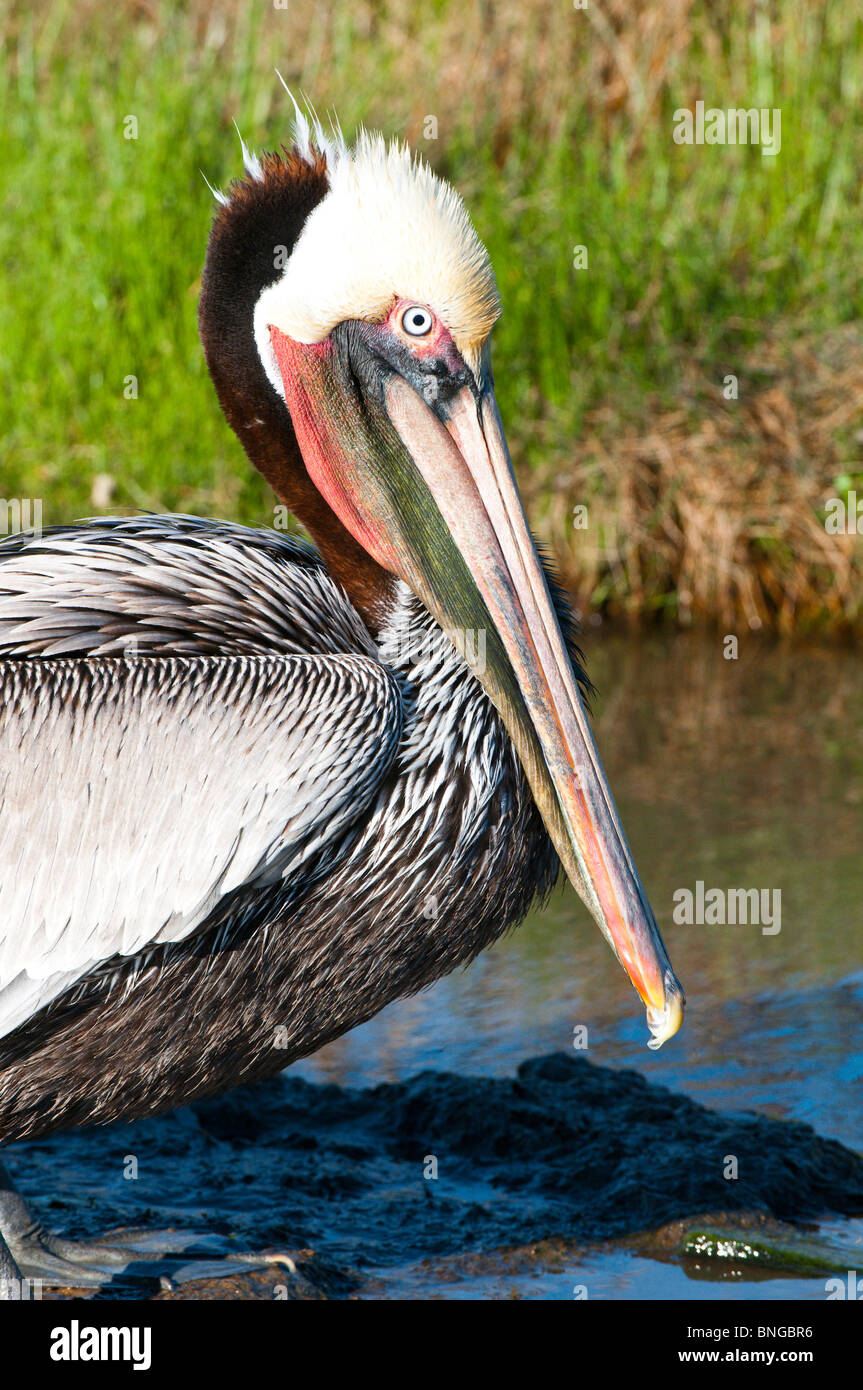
[0,516,376,660]
[0,653,401,1040]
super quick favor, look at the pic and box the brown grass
[524,325,863,634]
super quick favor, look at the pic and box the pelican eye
[401,305,434,337]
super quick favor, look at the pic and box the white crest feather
[253,117,499,387]
[214,80,499,388]
[201,170,230,207]
[275,72,348,170]
[234,120,263,181]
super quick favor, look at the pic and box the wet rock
[167,1051,863,1257]
[9,1051,863,1296]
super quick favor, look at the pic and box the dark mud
[8,1051,863,1298]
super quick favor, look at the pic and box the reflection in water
[292,632,863,1296]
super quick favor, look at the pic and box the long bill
[271,323,685,1048]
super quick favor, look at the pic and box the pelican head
[199,107,684,1048]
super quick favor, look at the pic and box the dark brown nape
[198,146,396,634]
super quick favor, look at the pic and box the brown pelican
[0,105,684,1291]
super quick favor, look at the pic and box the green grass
[1,0,862,625]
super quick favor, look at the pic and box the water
[290,632,863,1298]
[11,632,863,1301]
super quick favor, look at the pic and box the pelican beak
[271,320,684,1048]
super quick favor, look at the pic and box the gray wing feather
[0,516,376,659]
[0,653,401,1039]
